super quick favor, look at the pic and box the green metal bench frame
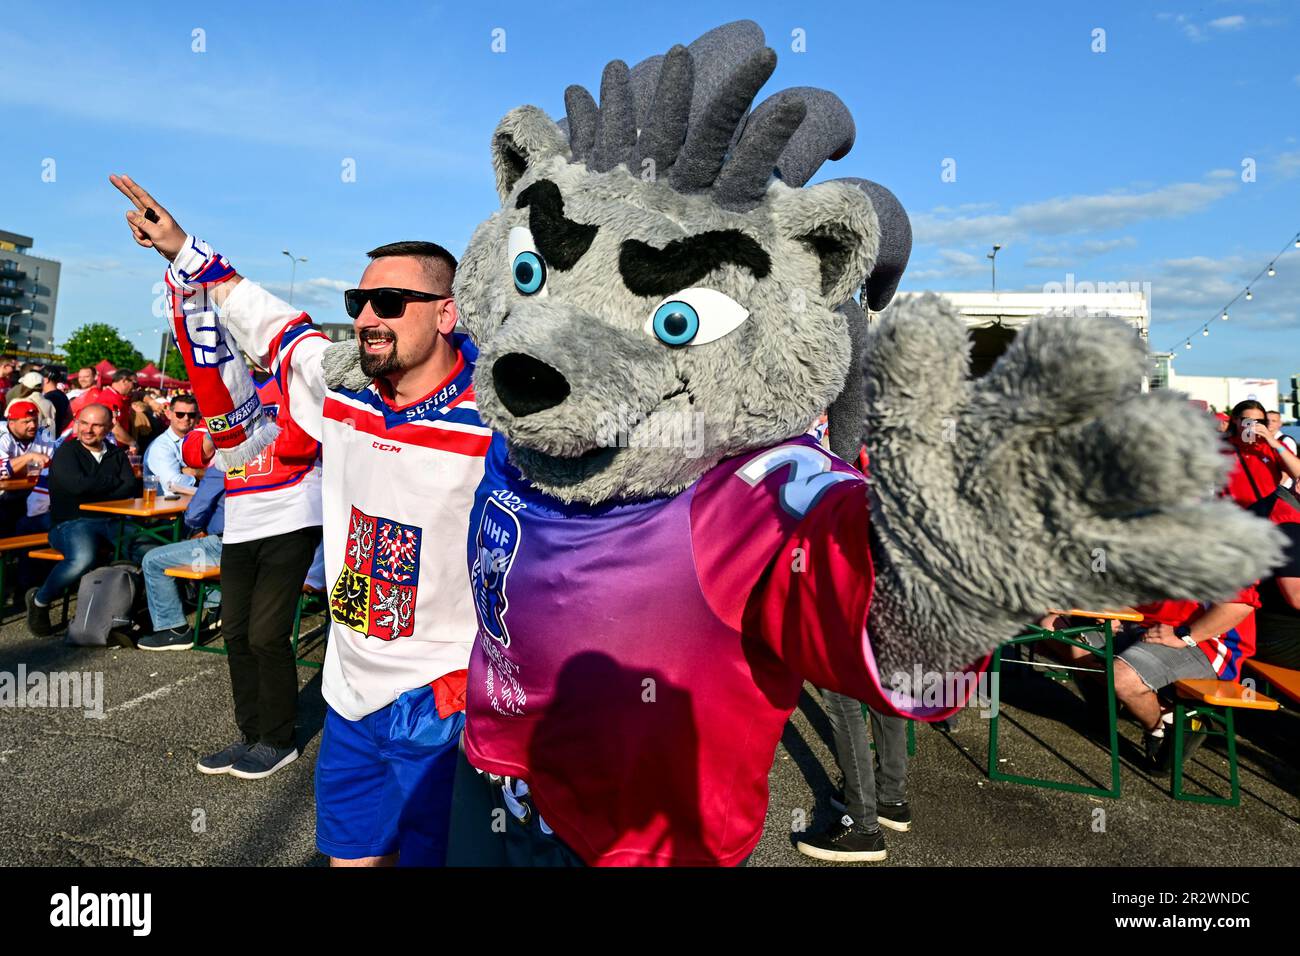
[1170,701,1239,806]
[987,619,1121,798]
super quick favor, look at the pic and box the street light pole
[4,308,32,350]
[282,249,308,305]
[987,244,1003,292]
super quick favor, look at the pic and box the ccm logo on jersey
[371,442,402,453]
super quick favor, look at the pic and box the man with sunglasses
[112,174,490,867]
[143,393,204,497]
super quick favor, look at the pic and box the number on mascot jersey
[737,445,858,519]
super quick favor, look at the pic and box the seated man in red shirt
[70,369,138,452]
[1049,586,1260,768]
[1118,591,1260,766]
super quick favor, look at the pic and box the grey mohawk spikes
[562,20,858,212]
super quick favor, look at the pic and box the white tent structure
[885,290,1150,380]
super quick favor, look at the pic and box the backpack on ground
[65,565,145,648]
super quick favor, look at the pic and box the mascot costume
[338,21,1279,866]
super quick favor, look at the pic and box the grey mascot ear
[490,105,571,203]
[819,181,912,463]
[771,179,879,309]
[825,178,912,312]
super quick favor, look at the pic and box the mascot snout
[492,352,571,417]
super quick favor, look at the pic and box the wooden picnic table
[80,496,190,558]
[80,497,190,519]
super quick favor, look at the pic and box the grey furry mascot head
[454,20,904,502]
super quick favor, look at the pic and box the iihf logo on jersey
[472,497,521,646]
[330,506,421,641]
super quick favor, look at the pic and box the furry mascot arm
[857,292,1286,678]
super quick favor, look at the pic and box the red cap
[6,401,39,421]
[1216,413,1230,422]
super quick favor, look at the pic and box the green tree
[61,323,146,376]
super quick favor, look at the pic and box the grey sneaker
[138,626,194,652]
[228,742,299,780]
[197,739,252,775]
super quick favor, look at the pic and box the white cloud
[1157,12,1205,41]
[302,278,351,293]
[1275,151,1300,178]
[1209,15,1247,30]
[1158,11,1252,41]
[1144,251,1300,348]
[259,277,353,314]
[907,249,990,281]
[912,178,1237,246]
[1024,236,1138,268]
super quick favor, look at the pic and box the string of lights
[1167,230,1300,353]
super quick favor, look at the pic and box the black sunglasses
[172,410,199,419]
[344,287,450,320]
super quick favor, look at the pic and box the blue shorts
[315,685,464,866]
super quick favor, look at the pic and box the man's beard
[358,331,402,377]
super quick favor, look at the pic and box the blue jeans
[37,518,141,604]
[142,535,224,631]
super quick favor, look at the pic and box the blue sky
[2,1,1298,388]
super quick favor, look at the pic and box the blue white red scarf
[165,235,279,469]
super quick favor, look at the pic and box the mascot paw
[322,340,371,392]
[862,293,1286,677]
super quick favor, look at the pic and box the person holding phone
[1225,400,1300,516]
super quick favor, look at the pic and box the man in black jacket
[27,403,140,636]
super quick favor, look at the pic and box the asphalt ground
[1,605,1297,867]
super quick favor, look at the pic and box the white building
[1161,373,1280,415]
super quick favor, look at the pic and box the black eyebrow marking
[618,231,771,298]
[515,180,598,271]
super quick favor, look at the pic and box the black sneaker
[197,739,253,775]
[138,626,194,652]
[1148,716,1208,772]
[876,801,913,832]
[1144,729,1174,772]
[25,588,52,637]
[199,608,221,637]
[228,742,299,780]
[796,815,887,863]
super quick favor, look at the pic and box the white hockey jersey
[219,278,490,720]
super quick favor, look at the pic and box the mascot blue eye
[513,251,546,295]
[652,301,700,347]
